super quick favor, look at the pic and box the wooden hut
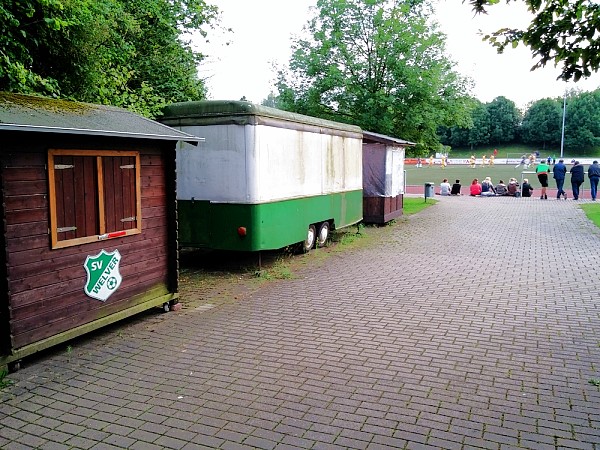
[362,131,415,224]
[0,93,201,370]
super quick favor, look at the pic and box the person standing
[588,160,600,201]
[570,161,585,200]
[553,159,568,199]
[536,159,550,199]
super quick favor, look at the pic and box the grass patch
[255,255,295,280]
[445,144,600,159]
[580,203,600,227]
[331,223,365,245]
[0,367,12,389]
[403,197,437,215]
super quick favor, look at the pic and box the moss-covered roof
[0,92,202,143]
[161,100,363,134]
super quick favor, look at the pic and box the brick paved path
[1,196,599,449]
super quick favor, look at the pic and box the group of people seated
[439,177,536,197]
[467,177,533,197]
[439,178,463,196]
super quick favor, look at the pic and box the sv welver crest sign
[84,249,122,301]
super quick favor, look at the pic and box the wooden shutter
[54,155,99,241]
[103,156,137,233]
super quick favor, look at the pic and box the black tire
[302,224,317,253]
[316,221,330,247]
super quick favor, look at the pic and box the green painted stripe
[179,190,362,251]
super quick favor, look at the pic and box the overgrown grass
[254,254,294,280]
[0,367,12,389]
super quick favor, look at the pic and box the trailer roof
[363,130,415,147]
[0,92,203,144]
[161,100,363,135]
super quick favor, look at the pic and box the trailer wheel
[302,224,317,253]
[316,221,330,247]
[162,302,170,313]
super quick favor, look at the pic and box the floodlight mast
[560,89,566,158]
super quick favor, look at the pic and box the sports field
[406,162,551,189]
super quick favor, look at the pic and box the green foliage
[0,367,12,389]
[565,90,600,150]
[469,0,600,82]
[275,0,473,154]
[0,0,219,117]
[520,98,562,148]
[486,96,521,144]
[468,102,491,147]
[440,88,600,154]
[440,96,520,148]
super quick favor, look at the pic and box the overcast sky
[195,0,600,109]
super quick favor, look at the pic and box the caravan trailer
[161,101,363,252]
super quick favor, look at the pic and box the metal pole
[560,90,567,158]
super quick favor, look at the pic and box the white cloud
[436,0,600,108]
[195,0,316,102]
[196,0,600,109]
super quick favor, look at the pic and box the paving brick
[3,196,600,449]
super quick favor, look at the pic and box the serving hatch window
[48,150,142,249]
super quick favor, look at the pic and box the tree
[486,96,521,144]
[469,0,600,82]
[276,0,473,154]
[0,0,219,117]
[564,90,600,151]
[439,99,493,149]
[520,98,562,148]
[468,101,491,147]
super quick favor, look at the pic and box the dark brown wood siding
[363,194,404,224]
[1,140,173,350]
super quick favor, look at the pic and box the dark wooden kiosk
[0,93,201,370]
[362,131,415,224]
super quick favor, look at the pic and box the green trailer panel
[179,190,363,251]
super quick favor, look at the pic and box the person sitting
[495,180,508,196]
[440,178,451,196]
[480,177,496,196]
[470,178,482,196]
[450,179,462,195]
[507,178,519,196]
[522,178,534,197]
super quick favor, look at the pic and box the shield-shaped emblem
[84,249,122,301]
